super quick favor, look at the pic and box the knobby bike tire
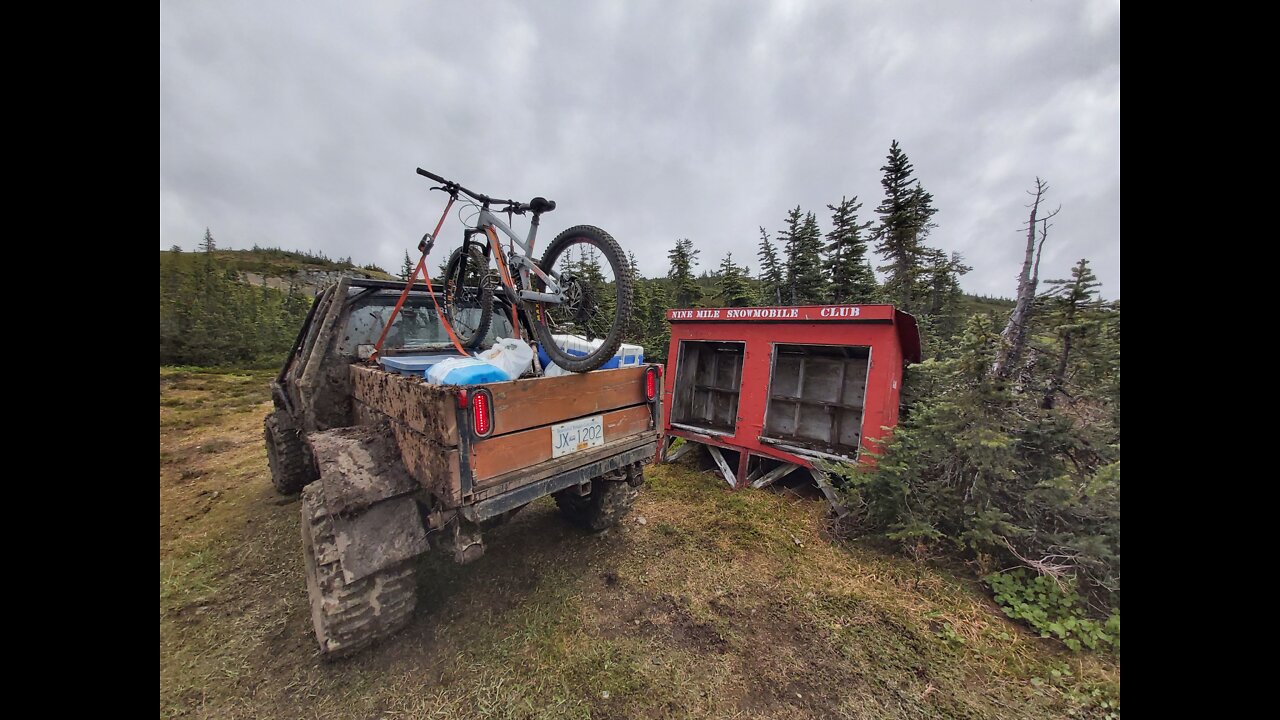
[529,225,633,373]
[442,243,494,349]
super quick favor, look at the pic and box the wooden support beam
[808,467,851,518]
[750,462,800,489]
[705,444,737,488]
[663,438,697,462]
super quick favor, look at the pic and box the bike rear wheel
[530,225,633,373]
[442,243,494,349]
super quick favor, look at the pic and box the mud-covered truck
[264,277,662,657]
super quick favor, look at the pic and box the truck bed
[349,364,660,510]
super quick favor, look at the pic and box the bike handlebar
[415,167,449,185]
[416,167,556,215]
[416,167,521,208]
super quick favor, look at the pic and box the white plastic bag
[542,360,570,377]
[477,337,534,379]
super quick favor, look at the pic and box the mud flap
[309,424,420,515]
[309,424,430,583]
[331,497,429,583]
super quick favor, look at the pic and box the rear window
[337,292,514,355]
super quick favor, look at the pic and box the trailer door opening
[670,340,744,434]
[762,344,870,458]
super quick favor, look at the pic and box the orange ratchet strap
[371,197,469,360]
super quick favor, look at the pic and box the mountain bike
[416,167,634,373]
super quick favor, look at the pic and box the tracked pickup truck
[264,277,662,657]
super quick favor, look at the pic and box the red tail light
[471,389,494,437]
[644,366,660,402]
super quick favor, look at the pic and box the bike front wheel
[530,225,634,373]
[441,243,494,349]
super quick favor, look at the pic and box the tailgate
[464,366,660,499]
[349,363,661,506]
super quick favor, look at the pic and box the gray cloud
[161,0,1120,299]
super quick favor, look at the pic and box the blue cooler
[537,335,645,371]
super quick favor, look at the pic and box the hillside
[159,368,1120,719]
[957,293,1015,316]
[159,248,397,296]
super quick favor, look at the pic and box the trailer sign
[667,305,891,322]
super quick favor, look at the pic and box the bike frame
[468,208,566,306]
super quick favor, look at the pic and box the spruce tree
[667,238,702,308]
[757,227,785,305]
[825,196,877,303]
[779,206,805,303]
[715,253,755,307]
[573,245,614,324]
[1039,258,1103,409]
[644,279,672,361]
[923,249,972,343]
[791,212,827,304]
[627,251,649,340]
[627,251,641,282]
[873,141,933,313]
[400,251,415,281]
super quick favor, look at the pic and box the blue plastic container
[378,353,459,377]
[537,336,645,371]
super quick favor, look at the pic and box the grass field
[159,367,1119,719]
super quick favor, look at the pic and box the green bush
[828,308,1120,648]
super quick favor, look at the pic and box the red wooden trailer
[659,304,921,498]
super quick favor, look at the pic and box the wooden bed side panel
[391,423,463,506]
[350,365,459,445]
[353,397,463,505]
[470,404,654,486]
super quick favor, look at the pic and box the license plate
[551,415,605,458]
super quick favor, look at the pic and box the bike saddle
[527,197,556,214]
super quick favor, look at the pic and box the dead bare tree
[992,178,1059,380]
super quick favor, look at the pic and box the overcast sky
[160,1,1120,299]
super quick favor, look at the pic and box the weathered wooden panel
[470,435,657,502]
[763,345,869,455]
[390,421,463,506]
[670,341,743,433]
[471,404,654,486]
[486,366,649,436]
[352,397,463,506]
[350,364,654,506]
[352,398,383,426]
[350,365,459,445]
[352,364,648,442]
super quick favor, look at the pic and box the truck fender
[308,424,429,583]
